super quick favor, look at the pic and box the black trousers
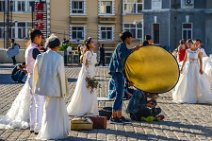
[98,57,105,66]
[130,107,162,121]
[11,56,16,65]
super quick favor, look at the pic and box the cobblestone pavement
[0,64,212,141]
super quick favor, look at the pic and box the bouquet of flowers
[86,77,99,93]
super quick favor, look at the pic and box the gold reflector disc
[125,46,180,94]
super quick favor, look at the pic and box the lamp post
[4,0,12,49]
[29,1,35,29]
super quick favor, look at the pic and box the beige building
[0,0,34,48]
[0,0,143,62]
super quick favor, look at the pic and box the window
[71,0,85,14]
[181,0,194,9]
[9,26,15,39]
[70,26,85,41]
[153,23,159,44]
[124,0,143,14]
[17,1,26,12]
[182,23,192,41]
[99,0,114,15]
[0,0,5,12]
[0,22,4,39]
[123,22,143,39]
[18,23,26,38]
[99,26,114,40]
[0,22,31,39]
[152,0,162,10]
[0,22,16,39]
[27,1,34,12]
[9,1,15,11]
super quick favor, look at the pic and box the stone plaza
[0,64,212,141]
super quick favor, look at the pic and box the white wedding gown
[0,77,31,129]
[36,97,70,140]
[203,55,212,88]
[67,51,99,116]
[173,49,212,104]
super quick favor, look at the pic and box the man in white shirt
[25,29,44,134]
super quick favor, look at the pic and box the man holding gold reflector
[123,46,180,122]
[108,31,180,124]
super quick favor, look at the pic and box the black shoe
[30,130,34,133]
[110,118,124,125]
[120,117,131,124]
[18,81,24,84]
[34,132,39,135]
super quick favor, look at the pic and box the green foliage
[60,42,72,51]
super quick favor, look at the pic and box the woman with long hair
[67,37,98,116]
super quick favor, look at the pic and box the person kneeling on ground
[126,88,164,122]
[11,62,27,83]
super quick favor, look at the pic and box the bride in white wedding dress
[172,40,212,104]
[0,77,31,129]
[67,37,98,116]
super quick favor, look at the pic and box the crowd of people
[173,39,212,103]
[0,29,109,140]
[0,28,212,140]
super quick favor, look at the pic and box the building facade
[1,0,212,56]
[0,0,50,48]
[143,0,212,54]
[0,0,144,63]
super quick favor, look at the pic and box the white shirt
[67,46,72,55]
[25,43,37,75]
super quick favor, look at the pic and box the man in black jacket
[98,44,105,66]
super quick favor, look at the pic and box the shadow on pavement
[77,128,180,141]
[132,120,212,138]
[67,78,78,83]
[0,65,14,69]
[0,74,15,84]
[54,137,98,141]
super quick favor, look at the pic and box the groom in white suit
[25,29,44,134]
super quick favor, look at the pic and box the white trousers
[28,75,45,132]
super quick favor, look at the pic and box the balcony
[69,16,88,24]
[98,16,116,24]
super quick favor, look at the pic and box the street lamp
[29,1,35,29]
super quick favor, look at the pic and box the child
[108,31,140,124]
[33,34,70,140]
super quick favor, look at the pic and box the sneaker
[110,118,124,125]
[30,126,34,133]
[120,117,131,124]
[155,115,165,121]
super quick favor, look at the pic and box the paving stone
[0,64,212,141]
